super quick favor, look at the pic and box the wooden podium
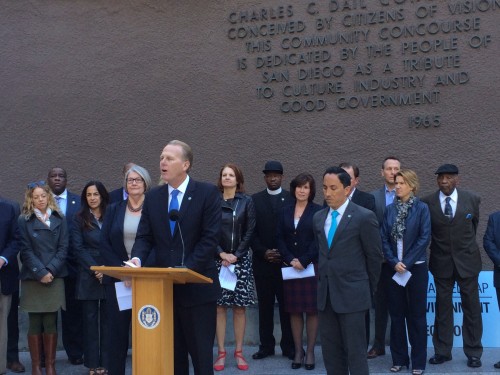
[91,266,212,375]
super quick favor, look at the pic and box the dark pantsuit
[433,270,483,358]
[61,277,83,360]
[7,290,20,363]
[372,262,391,350]
[387,263,428,370]
[82,299,107,369]
[104,284,131,375]
[319,294,368,375]
[254,265,293,353]
[173,302,216,375]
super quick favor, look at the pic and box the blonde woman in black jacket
[18,181,68,375]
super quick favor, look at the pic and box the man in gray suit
[368,156,400,359]
[422,164,483,368]
[314,167,383,375]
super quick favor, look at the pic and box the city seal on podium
[138,305,161,329]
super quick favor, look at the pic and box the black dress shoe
[429,354,452,365]
[252,350,274,360]
[467,356,482,368]
[69,357,84,365]
[494,361,500,369]
[304,363,315,370]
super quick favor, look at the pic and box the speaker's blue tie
[169,189,179,235]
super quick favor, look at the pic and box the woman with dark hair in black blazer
[72,181,110,375]
[100,165,152,375]
[381,169,431,375]
[277,173,322,370]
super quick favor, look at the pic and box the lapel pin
[347,214,351,218]
[188,196,192,201]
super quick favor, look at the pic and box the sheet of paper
[115,281,132,311]
[219,264,237,291]
[123,260,138,268]
[392,270,412,287]
[281,263,315,280]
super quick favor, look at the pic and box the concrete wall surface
[0,0,499,268]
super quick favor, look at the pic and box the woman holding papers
[72,181,109,375]
[100,165,152,375]
[381,169,431,375]
[214,163,256,371]
[276,173,321,370]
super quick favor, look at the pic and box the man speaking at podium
[130,140,222,375]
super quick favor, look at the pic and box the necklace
[127,199,144,212]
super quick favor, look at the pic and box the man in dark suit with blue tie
[484,210,500,369]
[314,167,382,375]
[131,140,221,375]
[422,164,483,368]
[47,167,84,365]
[0,199,21,375]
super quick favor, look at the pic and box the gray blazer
[371,186,389,225]
[314,201,382,314]
[422,188,481,279]
[19,211,68,280]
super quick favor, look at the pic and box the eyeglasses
[127,178,144,184]
[27,180,46,189]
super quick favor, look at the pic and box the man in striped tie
[313,166,382,375]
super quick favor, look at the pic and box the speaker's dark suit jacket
[0,200,20,295]
[484,211,500,288]
[132,178,221,375]
[314,201,382,314]
[132,179,222,306]
[422,189,481,279]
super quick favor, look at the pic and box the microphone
[169,209,186,268]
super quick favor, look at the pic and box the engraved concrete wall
[1,0,499,267]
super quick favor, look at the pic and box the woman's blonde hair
[22,182,61,217]
[394,169,419,194]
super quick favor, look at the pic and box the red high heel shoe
[234,350,249,371]
[214,350,226,371]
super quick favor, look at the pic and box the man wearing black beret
[422,164,483,368]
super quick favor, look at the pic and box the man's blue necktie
[327,210,339,248]
[169,189,179,235]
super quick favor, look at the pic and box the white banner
[426,271,499,347]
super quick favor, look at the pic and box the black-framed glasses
[27,180,46,189]
[127,178,144,184]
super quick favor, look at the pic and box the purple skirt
[283,263,318,314]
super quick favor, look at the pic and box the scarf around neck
[391,195,415,243]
